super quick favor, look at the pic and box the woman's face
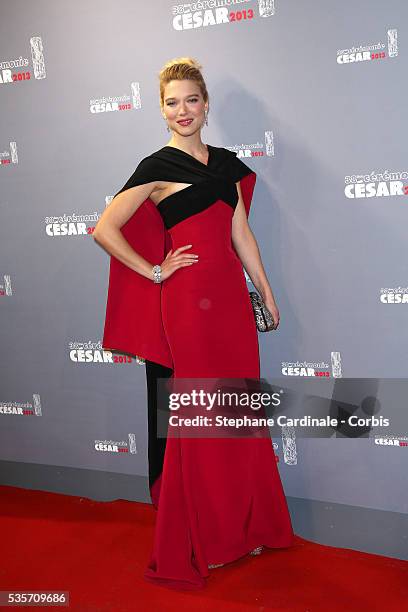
[162,79,208,136]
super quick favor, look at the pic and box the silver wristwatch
[152,264,162,283]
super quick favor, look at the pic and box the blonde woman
[94,57,294,590]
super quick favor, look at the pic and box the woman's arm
[93,182,199,282]
[93,182,160,280]
[231,181,280,328]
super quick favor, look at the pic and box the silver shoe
[249,545,264,556]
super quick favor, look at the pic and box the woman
[94,57,294,590]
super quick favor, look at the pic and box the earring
[163,116,170,132]
[205,110,208,126]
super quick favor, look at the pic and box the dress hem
[143,535,296,591]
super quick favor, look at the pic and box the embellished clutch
[249,291,276,332]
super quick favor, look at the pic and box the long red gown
[102,144,295,590]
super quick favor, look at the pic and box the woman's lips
[177,119,193,126]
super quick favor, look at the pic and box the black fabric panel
[145,359,173,492]
[157,178,238,229]
[112,144,254,201]
[227,151,258,183]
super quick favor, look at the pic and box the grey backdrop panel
[0,0,406,560]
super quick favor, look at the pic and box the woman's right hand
[158,244,199,281]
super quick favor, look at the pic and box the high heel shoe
[209,545,264,568]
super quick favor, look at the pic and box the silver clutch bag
[249,291,276,332]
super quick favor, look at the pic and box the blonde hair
[158,57,209,109]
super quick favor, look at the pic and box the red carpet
[0,484,406,611]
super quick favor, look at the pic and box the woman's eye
[167,99,198,106]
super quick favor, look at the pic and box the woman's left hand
[265,297,280,330]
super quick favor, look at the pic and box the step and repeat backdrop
[1,1,406,557]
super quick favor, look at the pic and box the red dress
[102,145,295,590]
